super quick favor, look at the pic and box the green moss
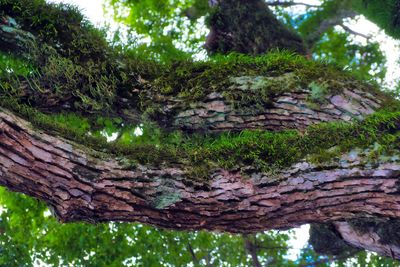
[2,96,400,181]
[145,51,384,119]
[0,0,109,63]
[0,0,164,114]
[0,51,36,78]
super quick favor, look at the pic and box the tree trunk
[205,0,306,55]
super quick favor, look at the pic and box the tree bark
[162,86,380,133]
[1,108,400,258]
[1,3,400,260]
[334,221,400,259]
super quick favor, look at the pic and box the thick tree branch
[1,2,400,260]
[306,10,358,47]
[1,109,400,237]
[164,86,381,132]
[335,221,400,259]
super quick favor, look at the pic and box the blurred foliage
[352,0,400,39]
[106,0,209,62]
[0,188,304,266]
[313,29,387,83]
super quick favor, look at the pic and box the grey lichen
[151,178,182,209]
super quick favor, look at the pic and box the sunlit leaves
[106,0,209,62]
[313,29,387,83]
[0,188,305,266]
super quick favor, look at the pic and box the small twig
[340,23,371,39]
[266,1,320,8]
[187,242,200,265]
[243,234,263,267]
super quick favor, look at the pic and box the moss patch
[145,51,385,120]
[2,96,400,181]
[0,0,164,114]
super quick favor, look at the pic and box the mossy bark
[1,109,400,259]
[2,2,400,260]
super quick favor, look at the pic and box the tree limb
[339,23,371,40]
[306,9,358,47]
[243,234,262,267]
[266,1,320,8]
[1,108,400,260]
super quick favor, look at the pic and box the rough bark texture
[169,86,380,132]
[1,108,400,259]
[335,221,400,259]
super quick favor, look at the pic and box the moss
[2,96,400,181]
[0,0,109,63]
[145,51,386,120]
[0,51,36,78]
[0,0,164,114]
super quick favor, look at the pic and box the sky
[46,0,399,262]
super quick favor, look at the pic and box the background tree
[0,0,400,266]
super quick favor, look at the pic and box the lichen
[151,179,181,209]
[144,51,387,122]
[152,191,181,209]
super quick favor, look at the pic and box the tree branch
[339,23,371,40]
[306,10,358,47]
[1,108,400,259]
[243,234,262,267]
[266,1,320,8]
[187,242,200,265]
